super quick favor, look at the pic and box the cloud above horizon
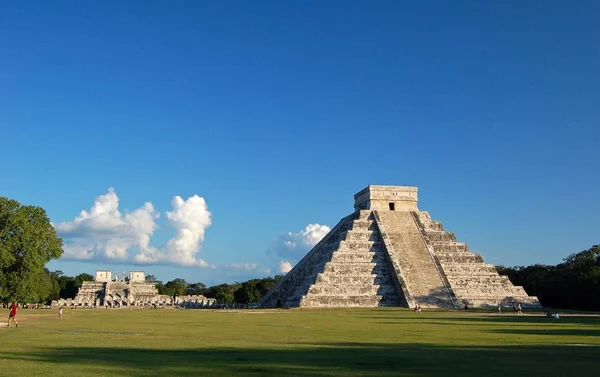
[268,223,331,270]
[279,260,293,273]
[54,188,213,267]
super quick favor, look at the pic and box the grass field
[0,307,599,376]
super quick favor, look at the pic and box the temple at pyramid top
[260,184,541,309]
[354,185,419,212]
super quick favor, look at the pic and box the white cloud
[55,188,213,268]
[54,188,159,261]
[268,223,331,263]
[134,195,212,267]
[279,260,293,273]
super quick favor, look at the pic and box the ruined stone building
[260,185,540,308]
[53,271,215,308]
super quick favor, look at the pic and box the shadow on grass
[1,342,599,376]
[358,314,600,326]
[490,328,600,337]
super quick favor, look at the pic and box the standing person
[7,302,18,328]
[498,303,502,314]
[58,306,63,319]
[517,303,523,315]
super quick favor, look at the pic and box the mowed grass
[0,308,599,376]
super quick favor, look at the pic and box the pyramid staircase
[415,211,540,307]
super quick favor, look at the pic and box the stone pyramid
[260,185,540,308]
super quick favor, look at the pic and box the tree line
[146,275,283,305]
[1,196,283,305]
[497,244,600,311]
[3,195,598,310]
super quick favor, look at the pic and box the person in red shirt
[7,302,18,328]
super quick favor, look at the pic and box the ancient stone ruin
[260,185,540,309]
[53,270,216,308]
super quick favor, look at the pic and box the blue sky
[1,1,598,285]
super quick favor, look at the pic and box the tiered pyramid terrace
[260,185,540,308]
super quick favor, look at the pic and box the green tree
[156,282,172,296]
[497,245,600,311]
[145,274,160,283]
[75,273,94,287]
[186,282,206,295]
[233,276,284,304]
[43,268,61,302]
[0,197,63,302]
[234,280,261,304]
[214,285,234,304]
[165,278,188,297]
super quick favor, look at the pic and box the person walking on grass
[7,302,18,328]
[517,303,523,315]
[58,306,63,319]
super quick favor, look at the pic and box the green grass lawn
[0,307,599,376]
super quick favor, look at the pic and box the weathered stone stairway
[374,210,455,308]
[416,211,540,307]
[300,212,401,307]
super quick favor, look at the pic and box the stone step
[430,241,467,247]
[437,255,484,263]
[452,288,529,296]
[315,274,391,285]
[300,295,396,308]
[456,296,539,304]
[323,263,386,274]
[358,210,372,220]
[348,220,374,231]
[426,232,457,242]
[337,241,380,251]
[423,222,444,231]
[329,253,386,263]
[430,244,469,253]
[448,276,513,287]
[344,232,379,241]
[434,252,477,257]
[339,239,379,246]
[442,264,498,272]
[308,284,397,295]
[336,245,381,254]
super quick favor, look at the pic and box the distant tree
[234,280,262,304]
[145,274,160,283]
[75,273,94,286]
[233,276,284,304]
[214,285,234,304]
[497,245,600,311]
[44,269,61,302]
[186,282,206,296]
[156,282,172,296]
[58,276,78,299]
[0,197,63,302]
[165,278,188,297]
